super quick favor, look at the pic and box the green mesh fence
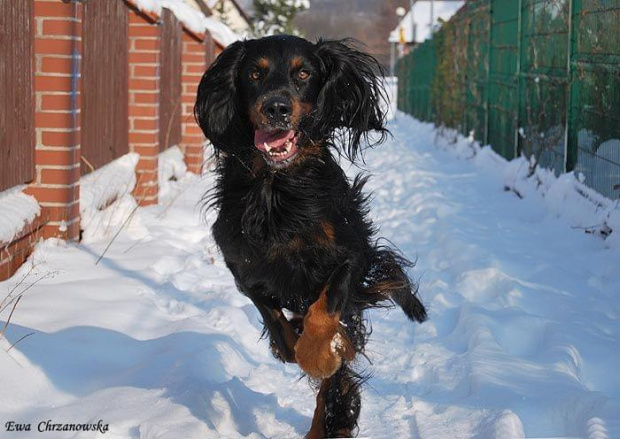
[569,0,620,199]
[489,0,520,159]
[402,39,436,121]
[397,0,620,199]
[432,14,467,130]
[464,0,491,144]
[519,0,570,175]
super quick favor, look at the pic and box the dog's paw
[295,287,356,379]
[295,325,354,379]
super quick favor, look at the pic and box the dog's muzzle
[254,129,299,168]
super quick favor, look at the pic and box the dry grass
[1,263,58,353]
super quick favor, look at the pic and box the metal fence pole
[484,0,491,146]
[514,0,523,159]
[430,0,434,35]
[564,0,575,173]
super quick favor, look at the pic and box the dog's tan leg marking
[294,288,355,379]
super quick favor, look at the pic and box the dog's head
[195,35,387,169]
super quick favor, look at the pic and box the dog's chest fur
[211,153,354,311]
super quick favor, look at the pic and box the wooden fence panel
[205,31,215,66]
[160,9,182,151]
[81,0,129,172]
[0,0,35,191]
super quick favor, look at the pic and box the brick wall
[0,0,221,281]
[0,218,45,281]
[181,32,208,175]
[128,7,161,206]
[25,0,82,241]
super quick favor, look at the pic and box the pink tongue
[254,130,295,151]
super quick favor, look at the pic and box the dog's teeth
[264,142,271,152]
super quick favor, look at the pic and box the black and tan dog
[195,35,426,438]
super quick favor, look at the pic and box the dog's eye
[298,70,310,81]
[250,70,261,81]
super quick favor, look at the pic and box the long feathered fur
[194,35,426,437]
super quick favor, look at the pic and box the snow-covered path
[1,115,619,439]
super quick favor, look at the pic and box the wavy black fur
[195,35,426,437]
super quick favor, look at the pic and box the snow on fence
[79,153,141,243]
[397,0,620,201]
[0,0,237,281]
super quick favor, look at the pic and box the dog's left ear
[194,41,251,154]
[314,39,388,160]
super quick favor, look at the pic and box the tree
[252,0,310,37]
[215,1,232,28]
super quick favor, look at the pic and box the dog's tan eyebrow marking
[258,58,270,69]
[291,56,304,69]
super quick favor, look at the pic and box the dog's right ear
[194,41,250,153]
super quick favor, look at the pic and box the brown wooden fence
[205,31,215,67]
[0,0,35,191]
[159,9,182,151]
[81,0,129,173]
[1,0,223,281]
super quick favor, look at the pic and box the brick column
[25,0,82,241]
[181,31,207,175]
[128,6,160,206]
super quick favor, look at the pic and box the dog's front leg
[295,261,357,379]
[254,302,300,363]
[239,281,299,363]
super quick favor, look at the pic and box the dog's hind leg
[307,364,362,438]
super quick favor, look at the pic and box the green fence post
[515,0,523,159]
[566,0,580,173]
[485,0,491,146]
[564,0,575,173]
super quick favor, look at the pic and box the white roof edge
[131,0,241,47]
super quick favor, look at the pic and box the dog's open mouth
[254,129,299,167]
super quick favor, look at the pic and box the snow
[131,0,240,47]
[330,332,343,354]
[158,145,188,199]
[389,2,465,44]
[1,113,619,438]
[79,153,147,243]
[430,125,620,250]
[0,186,40,245]
[201,16,243,47]
[383,76,398,121]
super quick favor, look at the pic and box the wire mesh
[396,0,620,199]
[569,0,620,199]
[489,0,520,159]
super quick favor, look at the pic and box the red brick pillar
[181,31,207,175]
[128,7,160,206]
[25,0,82,241]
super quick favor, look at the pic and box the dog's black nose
[263,97,291,123]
